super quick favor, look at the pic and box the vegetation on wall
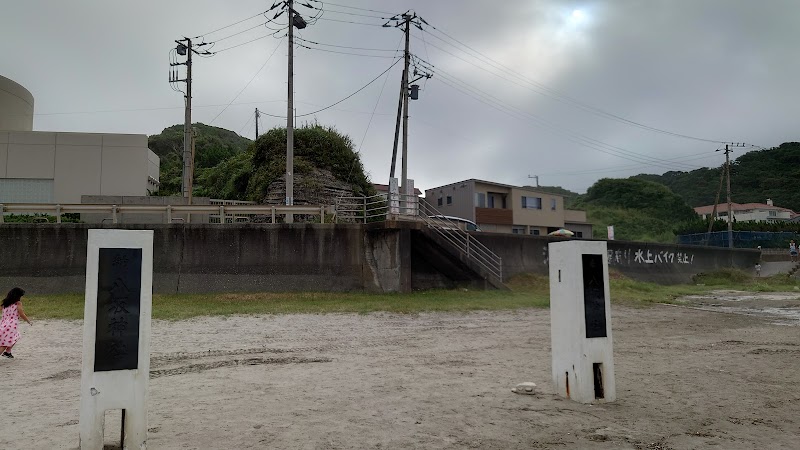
[149,123,375,202]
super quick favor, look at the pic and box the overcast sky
[2,0,797,194]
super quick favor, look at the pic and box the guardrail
[0,203,329,224]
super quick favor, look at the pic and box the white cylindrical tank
[0,75,34,131]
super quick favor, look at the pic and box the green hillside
[148,123,253,196]
[574,178,697,242]
[634,142,800,211]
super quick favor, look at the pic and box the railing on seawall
[0,203,329,224]
[416,200,503,282]
[334,192,503,281]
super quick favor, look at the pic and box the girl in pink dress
[1,287,33,359]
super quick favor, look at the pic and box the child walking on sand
[1,287,32,359]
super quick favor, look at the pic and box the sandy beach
[1,294,798,449]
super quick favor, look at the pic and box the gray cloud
[1,0,796,194]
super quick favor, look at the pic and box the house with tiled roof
[694,199,795,223]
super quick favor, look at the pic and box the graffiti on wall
[541,246,694,266]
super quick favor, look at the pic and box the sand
[1,294,799,449]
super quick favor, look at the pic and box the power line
[193,8,274,39]
[212,30,286,53]
[548,152,721,176]
[315,16,385,27]
[209,37,284,125]
[294,36,398,52]
[431,71,703,172]
[357,37,403,153]
[257,57,402,119]
[306,6,390,20]
[420,25,731,144]
[296,43,399,58]
[237,113,255,136]
[420,54,704,170]
[307,0,395,16]
[211,20,275,42]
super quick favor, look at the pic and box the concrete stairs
[417,227,509,290]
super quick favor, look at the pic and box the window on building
[488,195,495,208]
[576,231,583,238]
[521,196,542,209]
[530,229,540,236]
[769,210,777,217]
[446,196,452,205]
[551,198,557,211]
[475,192,486,208]
[0,179,54,203]
[512,226,526,234]
[437,197,443,207]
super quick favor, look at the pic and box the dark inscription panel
[95,248,142,372]
[582,254,607,338]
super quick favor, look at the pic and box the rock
[511,382,537,395]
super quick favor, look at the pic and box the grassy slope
[22,271,800,321]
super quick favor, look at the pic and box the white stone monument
[548,240,616,403]
[80,229,154,449]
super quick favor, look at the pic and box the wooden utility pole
[255,108,260,140]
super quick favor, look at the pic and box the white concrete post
[389,177,400,215]
[80,229,154,449]
[549,240,616,404]
[404,179,417,217]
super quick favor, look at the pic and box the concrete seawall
[473,234,760,284]
[0,224,761,294]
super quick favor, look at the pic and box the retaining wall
[0,224,762,294]
[472,234,760,284]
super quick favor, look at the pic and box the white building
[694,199,794,223]
[0,75,159,204]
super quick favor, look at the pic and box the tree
[246,123,375,203]
[575,178,697,242]
[148,123,252,196]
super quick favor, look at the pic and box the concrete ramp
[759,262,799,277]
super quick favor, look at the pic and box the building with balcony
[0,75,159,205]
[424,179,592,237]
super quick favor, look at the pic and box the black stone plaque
[94,248,142,372]
[582,254,607,338]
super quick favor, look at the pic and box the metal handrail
[334,192,503,281]
[416,200,502,280]
[0,203,328,224]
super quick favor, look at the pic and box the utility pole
[385,12,432,187]
[286,0,295,222]
[184,41,192,201]
[170,38,211,204]
[724,145,733,248]
[255,108,260,140]
[716,143,746,248]
[400,12,411,192]
[389,84,403,179]
[284,0,307,223]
